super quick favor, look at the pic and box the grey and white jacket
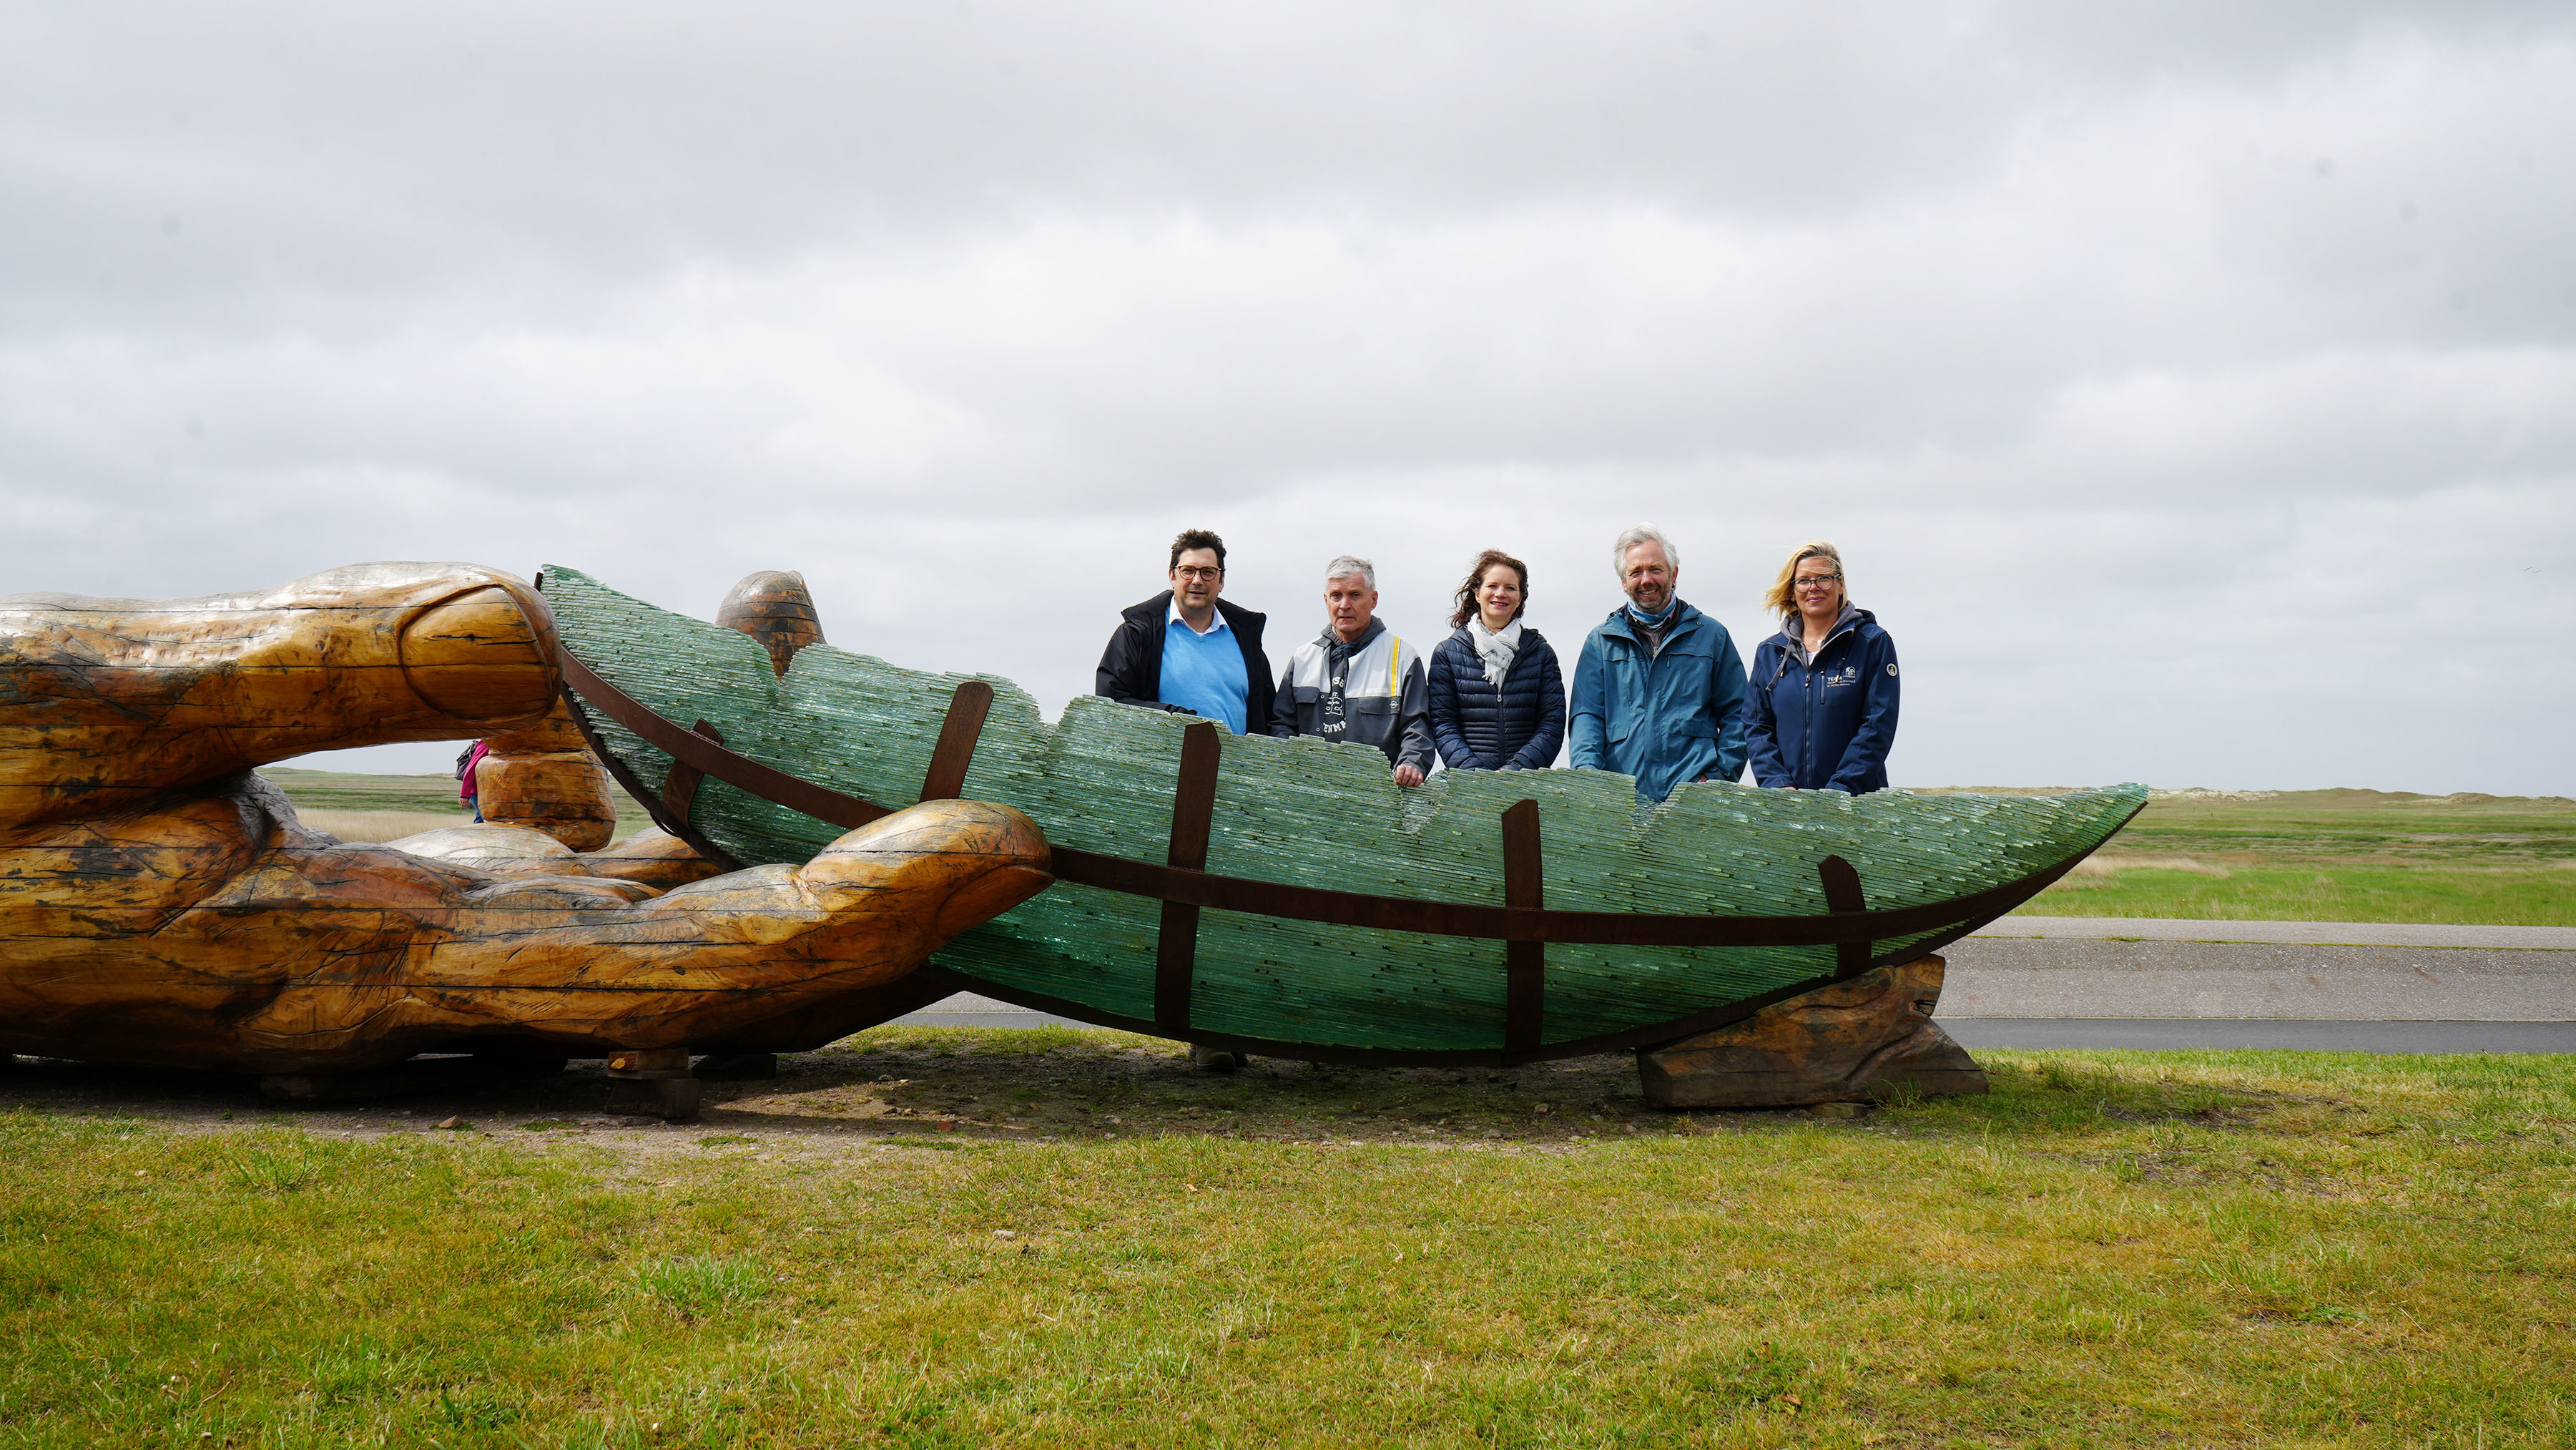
[1267,617,1437,774]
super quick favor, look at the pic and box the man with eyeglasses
[1096,528,1276,735]
[1568,524,1749,800]
[1744,541,1899,793]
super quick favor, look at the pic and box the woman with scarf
[1425,549,1567,772]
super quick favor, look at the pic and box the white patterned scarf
[1466,618,1523,689]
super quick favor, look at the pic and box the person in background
[1568,524,1748,800]
[1095,528,1274,735]
[456,740,488,823]
[1269,556,1435,786]
[1425,549,1565,772]
[1744,541,1899,793]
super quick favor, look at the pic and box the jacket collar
[1126,591,1266,639]
[1315,617,1387,655]
[1775,604,1868,663]
[1597,599,1702,645]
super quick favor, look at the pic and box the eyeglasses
[1173,567,1223,582]
[1793,573,1843,590]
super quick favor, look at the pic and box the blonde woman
[1743,542,1899,793]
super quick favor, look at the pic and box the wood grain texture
[0,564,1052,1074]
[0,563,561,831]
[1633,954,1987,1108]
[714,570,825,678]
[473,700,618,851]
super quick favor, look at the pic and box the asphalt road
[1942,1019,2576,1053]
[900,916,2576,1054]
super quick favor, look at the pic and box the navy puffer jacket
[1425,627,1566,771]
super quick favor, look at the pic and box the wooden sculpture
[716,569,827,677]
[470,697,621,851]
[1633,955,1987,1107]
[548,564,2141,1070]
[0,563,1052,1115]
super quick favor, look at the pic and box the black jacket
[1095,592,1275,730]
[1425,627,1566,771]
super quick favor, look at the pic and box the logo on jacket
[1827,665,1861,686]
[1887,662,1898,677]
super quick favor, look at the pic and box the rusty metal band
[1500,799,1545,1055]
[559,645,2122,949]
[918,680,995,803]
[1153,720,1222,1037]
[1819,853,1869,977]
[659,719,727,820]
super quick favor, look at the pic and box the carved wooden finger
[0,775,1051,1073]
[0,562,560,831]
[473,699,619,851]
[715,570,825,677]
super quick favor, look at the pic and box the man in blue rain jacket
[1568,524,1749,800]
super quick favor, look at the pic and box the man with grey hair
[1568,524,1749,800]
[1269,555,1435,786]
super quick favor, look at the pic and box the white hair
[1323,555,1376,589]
[1611,524,1678,577]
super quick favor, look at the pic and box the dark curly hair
[1168,529,1227,572]
[1449,549,1530,629]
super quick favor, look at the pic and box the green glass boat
[541,567,2143,1065]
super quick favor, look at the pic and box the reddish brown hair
[1450,549,1530,629]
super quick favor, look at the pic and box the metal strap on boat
[559,646,2093,949]
[917,680,994,803]
[1500,798,1545,1054]
[1153,721,1221,1037]
[658,719,728,822]
[1819,854,1870,976]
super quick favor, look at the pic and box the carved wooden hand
[0,563,1050,1074]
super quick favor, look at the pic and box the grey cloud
[2,1,2571,791]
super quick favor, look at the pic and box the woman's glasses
[1793,573,1843,591]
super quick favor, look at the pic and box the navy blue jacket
[1425,627,1565,771]
[1744,607,1899,793]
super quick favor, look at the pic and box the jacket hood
[1774,602,1870,644]
[1773,604,1873,662]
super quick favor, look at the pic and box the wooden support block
[1635,954,1987,1109]
[606,1046,702,1120]
[606,1077,702,1120]
[259,1053,566,1104]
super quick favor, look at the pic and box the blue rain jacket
[1744,607,1899,793]
[1568,601,1748,800]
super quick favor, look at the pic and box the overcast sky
[5,1,2570,793]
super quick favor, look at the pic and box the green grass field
[2007,789,2576,926]
[258,768,655,843]
[4,1027,2571,1448]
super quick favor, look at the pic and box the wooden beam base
[259,1054,566,1104]
[605,1047,702,1121]
[1635,954,1987,1109]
